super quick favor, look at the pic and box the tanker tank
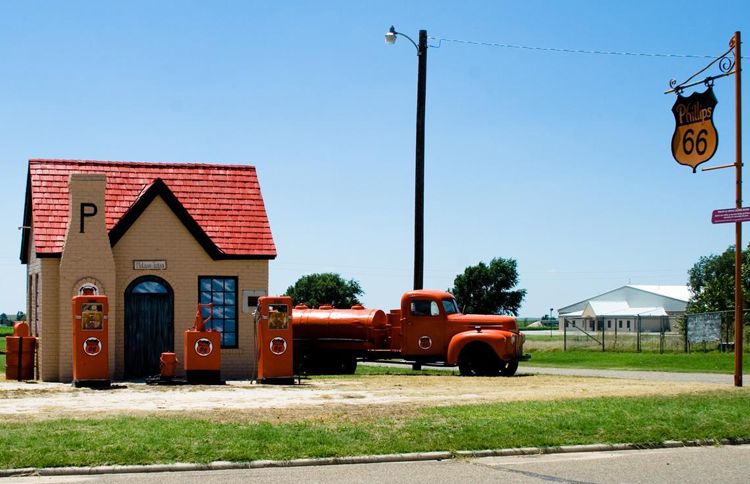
[292,304,388,348]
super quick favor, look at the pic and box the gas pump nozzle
[193,303,213,332]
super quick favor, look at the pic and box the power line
[428,36,744,60]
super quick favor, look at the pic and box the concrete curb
[1,438,748,478]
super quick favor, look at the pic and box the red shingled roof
[22,159,276,261]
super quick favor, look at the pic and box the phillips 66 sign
[671,86,719,172]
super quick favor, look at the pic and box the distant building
[557,285,691,333]
[21,159,276,382]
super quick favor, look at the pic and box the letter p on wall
[80,203,98,233]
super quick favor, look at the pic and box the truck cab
[398,290,528,376]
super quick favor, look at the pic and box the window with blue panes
[199,276,238,348]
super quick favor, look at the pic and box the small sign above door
[133,260,167,270]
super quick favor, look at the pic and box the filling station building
[20,159,276,382]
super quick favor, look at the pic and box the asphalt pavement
[518,365,749,384]
[3,445,749,483]
[364,360,749,385]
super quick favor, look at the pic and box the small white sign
[242,289,266,313]
[133,260,167,270]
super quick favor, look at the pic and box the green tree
[450,257,526,315]
[686,244,750,313]
[0,313,8,325]
[285,273,363,308]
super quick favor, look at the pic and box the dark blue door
[124,277,174,378]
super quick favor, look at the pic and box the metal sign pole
[732,31,743,387]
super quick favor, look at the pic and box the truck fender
[446,330,514,365]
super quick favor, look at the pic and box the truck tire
[500,360,519,377]
[340,356,358,374]
[457,343,501,376]
[308,355,358,375]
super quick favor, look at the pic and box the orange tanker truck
[291,289,529,376]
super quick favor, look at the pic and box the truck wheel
[340,356,358,374]
[500,360,519,377]
[458,344,501,376]
[458,354,479,376]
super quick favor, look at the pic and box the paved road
[519,366,749,385]
[364,361,749,385]
[3,445,748,483]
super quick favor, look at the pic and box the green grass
[0,391,747,469]
[0,326,11,374]
[307,364,458,379]
[354,365,457,377]
[0,325,11,349]
[354,352,749,375]
[527,349,749,373]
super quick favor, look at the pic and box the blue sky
[0,1,748,317]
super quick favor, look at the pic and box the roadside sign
[711,207,750,224]
[671,87,719,172]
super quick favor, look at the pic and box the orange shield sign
[671,87,718,172]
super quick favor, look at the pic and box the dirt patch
[0,373,729,423]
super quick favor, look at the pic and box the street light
[385,25,428,291]
[550,308,554,336]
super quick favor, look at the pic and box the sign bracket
[702,162,739,172]
[665,45,736,95]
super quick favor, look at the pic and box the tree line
[0,311,26,325]
[686,244,750,314]
[285,257,526,315]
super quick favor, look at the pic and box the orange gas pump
[256,296,295,384]
[183,303,222,384]
[72,294,109,388]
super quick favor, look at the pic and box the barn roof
[21,159,276,262]
[627,285,691,302]
[558,284,692,314]
[581,301,668,318]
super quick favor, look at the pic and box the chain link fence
[562,312,750,353]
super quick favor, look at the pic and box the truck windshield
[442,299,460,315]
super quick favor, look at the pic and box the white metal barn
[558,285,691,333]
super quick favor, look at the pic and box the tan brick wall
[112,196,268,380]
[26,224,65,381]
[39,258,60,381]
[25,230,40,372]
